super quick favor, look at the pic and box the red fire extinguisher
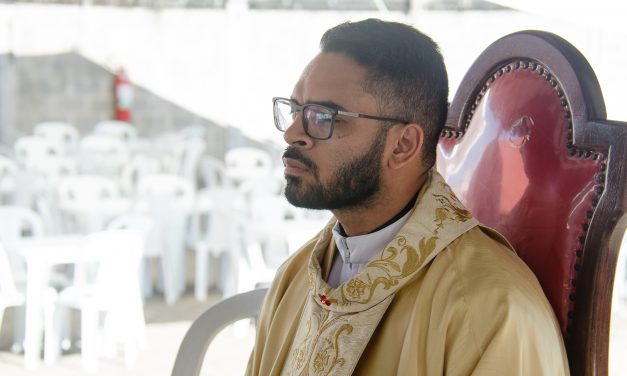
[114,68,133,122]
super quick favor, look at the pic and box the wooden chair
[171,287,268,376]
[436,30,627,375]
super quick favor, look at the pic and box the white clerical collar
[331,208,413,268]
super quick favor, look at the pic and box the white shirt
[327,209,413,288]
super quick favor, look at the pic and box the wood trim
[444,31,627,375]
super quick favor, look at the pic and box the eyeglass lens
[274,99,335,140]
[274,100,295,131]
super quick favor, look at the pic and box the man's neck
[332,171,428,237]
[335,190,418,237]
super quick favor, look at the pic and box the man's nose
[283,113,313,148]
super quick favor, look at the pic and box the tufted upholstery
[437,31,627,375]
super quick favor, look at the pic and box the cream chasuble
[247,171,570,376]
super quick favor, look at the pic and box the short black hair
[320,18,448,169]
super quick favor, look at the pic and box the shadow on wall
[0,51,264,158]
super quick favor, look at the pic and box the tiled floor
[0,287,255,375]
[1,291,626,375]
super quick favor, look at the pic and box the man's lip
[283,157,309,175]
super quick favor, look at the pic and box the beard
[283,129,386,210]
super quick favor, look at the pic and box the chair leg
[43,293,62,365]
[195,249,209,301]
[230,254,250,337]
[123,331,138,369]
[237,244,260,294]
[132,299,147,353]
[122,298,145,369]
[11,305,25,353]
[162,257,177,305]
[81,307,99,372]
[141,258,154,298]
[60,308,72,351]
[102,310,118,360]
[222,251,239,298]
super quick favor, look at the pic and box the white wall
[1,4,625,147]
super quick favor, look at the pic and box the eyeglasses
[272,97,409,140]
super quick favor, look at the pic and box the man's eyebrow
[311,101,347,111]
[289,98,348,111]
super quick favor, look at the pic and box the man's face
[282,52,388,210]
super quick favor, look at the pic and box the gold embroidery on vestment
[289,306,354,375]
[339,237,423,305]
[284,172,479,376]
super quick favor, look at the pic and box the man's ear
[387,123,424,170]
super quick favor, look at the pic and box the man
[247,19,569,375]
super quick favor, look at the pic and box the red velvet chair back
[437,31,627,375]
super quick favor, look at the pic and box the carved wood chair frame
[439,30,626,375]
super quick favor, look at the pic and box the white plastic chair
[57,175,121,204]
[37,156,77,182]
[198,155,229,189]
[93,120,138,141]
[0,155,18,175]
[57,175,125,233]
[171,287,267,376]
[225,193,305,296]
[224,147,274,186]
[120,154,162,197]
[226,148,282,220]
[0,155,18,204]
[37,156,78,196]
[0,206,46,281]
[106,212,162,299]
[45,229,146,371]
[78,134,130,176]
[248,193,298,261]
[21,157,77,236]
[136,173,195,202]
[192,187,247,301]
[172,138,206,185]
[0,206,46,352]
[14,136,64,171]
[2,150,47,208]
[0,242,25,345]
[136,174,195,304]
[33,122,80,156]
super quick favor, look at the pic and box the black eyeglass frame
[272,97,409,140]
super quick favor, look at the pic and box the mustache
[282,147,317,171]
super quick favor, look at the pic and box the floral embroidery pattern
[312,349,328,373]
[338,235,435,305]
[293,347,306,372]
[289,305,353,376]
[345,279,368,299]
[312,324,351,375]
[433,182,472,233]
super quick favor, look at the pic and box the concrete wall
[0,51,266,158]
[0,54,16,151]
[12,52,112,135]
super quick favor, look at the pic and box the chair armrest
[171,287,268,376]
